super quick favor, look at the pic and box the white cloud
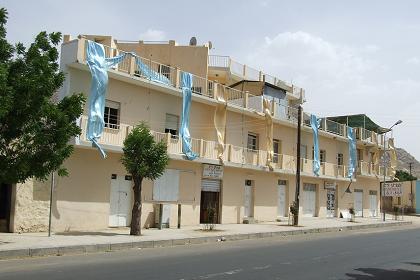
[406,56,420,65]
[139,29,166,41]
[244,31,420,158]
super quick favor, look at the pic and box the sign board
[202,164,223,179]
[324,181,337,190]
[382,182,403,197]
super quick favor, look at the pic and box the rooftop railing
[71,38,383,146]
[208,55,302,99]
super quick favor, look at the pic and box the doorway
[326,188,336,218]
[369,190,378,217]
[200,179,221,224]
[244,180,254,218]
[109,174,133,227]
[277,180,287,217]
[354,189,363,217]
[0,183,12,232]
[302,183,316,217]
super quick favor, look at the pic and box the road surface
[0,226,420,279]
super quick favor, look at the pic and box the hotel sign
[202,164,224,179]
[382,182,403,197]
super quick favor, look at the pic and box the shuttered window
[153,169,180,201]
[165,114,179,137]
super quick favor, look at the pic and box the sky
[2,0,420,158]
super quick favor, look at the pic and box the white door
[244,182,254,217]
[303,184,316,217]
[354,190,363,217]
[326,189,336,218]
[109,175,132,227]
[369,191,377,217]
[277,183,286,217]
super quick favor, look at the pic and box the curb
[0,221,411,260]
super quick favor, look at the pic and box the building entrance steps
[0,216,415,260]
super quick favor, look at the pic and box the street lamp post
[381,120,402,222]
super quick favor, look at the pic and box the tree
[394,170,417,182]
[0,8,85,184]
[121,123,169,235]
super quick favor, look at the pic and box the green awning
[327,114,388,134]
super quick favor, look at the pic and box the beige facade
[3,35,391,233]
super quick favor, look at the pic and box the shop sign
[202,164,223,179]
[382,182,403,197]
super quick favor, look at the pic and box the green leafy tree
[0,8,85,184]
[394,170,417,182]
[121,123,169,235]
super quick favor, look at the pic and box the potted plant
[349,207,355,222]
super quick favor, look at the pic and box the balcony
[208,55,304,101]
[64,38,383,148]
[77,116,366,180]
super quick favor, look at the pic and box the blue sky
[3,0,420,159]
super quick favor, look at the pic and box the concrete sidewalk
[0,216,414,260]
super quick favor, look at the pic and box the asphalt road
[1,226,420,280]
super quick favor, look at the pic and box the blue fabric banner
[134,57,171,85]
[347,127,357,178]
[180,72,198,160]
[311,114,321,176]
[85,41,126,158]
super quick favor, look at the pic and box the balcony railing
[78,116,383,179]
[68,38,383,147]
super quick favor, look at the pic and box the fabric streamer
[214,84,228,162]
[263,98,274,170]
[85,41,126,158]
[180,72,198,160]
[134,56,171,85]
[347,127,357,178]
[310,114,321,176]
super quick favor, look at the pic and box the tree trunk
[130,176,143,235]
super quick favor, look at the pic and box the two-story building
[0,35,393,233]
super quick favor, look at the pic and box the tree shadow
[55,231,127,236]
[346,266,420,280]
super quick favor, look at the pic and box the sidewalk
[0,216,414,260]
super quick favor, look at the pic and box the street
[0,226,420,279]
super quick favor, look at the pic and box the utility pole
[48,172,55,237]
[409,162,413,207]
[294,105,302,226]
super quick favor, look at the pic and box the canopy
[327,114,388,134]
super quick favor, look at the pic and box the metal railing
[208,55,230,68]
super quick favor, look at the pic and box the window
[320,150,326,163]
[313,147,326,162]
[273,139,281,163]
[104,100,120,129]
[337,153,344,166]
[157,64,171,80]
[247,133,258,151]
[357,149,363,161]
[301,145,307,160]
[165,114,179,137]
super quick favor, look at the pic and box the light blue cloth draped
[86,41,126,158]
[134,57,171,85]
[310,114,322,176]
[347,127,357,178]
[180,72,197,160]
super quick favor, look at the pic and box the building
[0,35,394,233]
